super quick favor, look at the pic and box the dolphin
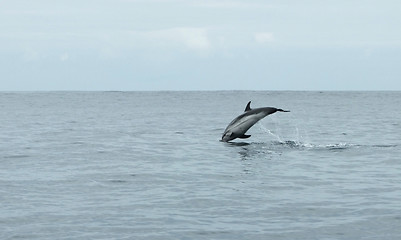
[221,101,289,142]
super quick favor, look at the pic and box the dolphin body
[221,101,289,142]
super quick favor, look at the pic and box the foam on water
[257,122,357,151]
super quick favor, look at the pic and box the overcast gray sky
[1,0,401,91]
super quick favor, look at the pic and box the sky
[1,0,401,91]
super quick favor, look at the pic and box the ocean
[1,91,401,239]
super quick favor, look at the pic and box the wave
[256,124,399,151]
[275,141,396,149]
[271,140,354,151]
[228,140,398,152]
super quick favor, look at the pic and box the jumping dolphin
[221,101,289,142]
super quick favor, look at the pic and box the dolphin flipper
[238,134,251,139]
[229,133,251,140]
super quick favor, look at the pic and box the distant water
[1,91,401,240]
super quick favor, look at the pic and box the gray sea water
[1,91,401,240]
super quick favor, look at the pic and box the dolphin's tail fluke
[277,109,290,112]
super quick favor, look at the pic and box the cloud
[254,32,274,44]
[60,52,69,61]
[193,0,273,8]
[143,27,211,51]
[22,48,41,61]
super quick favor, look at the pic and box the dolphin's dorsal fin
[245,101,252,112]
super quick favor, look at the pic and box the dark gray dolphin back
[244,101,289,114]
[221,101,290,142]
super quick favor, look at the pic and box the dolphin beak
[277,109,290,112]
